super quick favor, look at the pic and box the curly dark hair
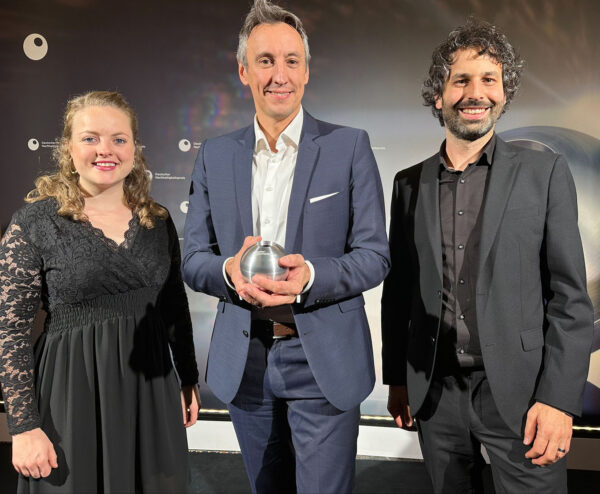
[422,18,524,126]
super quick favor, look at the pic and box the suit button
[459,314,465,320]
[242,330,249,337]
[459,279,465,285]
[437,290,441,298]
[457,210,464,216]
[430,336,436,344]
[457,244,464,250]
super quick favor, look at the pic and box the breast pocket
[502,206,544,239]
[304,188,350,242]
[307,187,348,212]
[504,206,540,220]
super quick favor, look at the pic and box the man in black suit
[381,19,594,493]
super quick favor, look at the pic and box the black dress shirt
[437,135,496,370]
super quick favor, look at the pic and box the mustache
[455,99,493,110]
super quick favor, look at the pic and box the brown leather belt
[273,322,297,338]
[253,320,298,339]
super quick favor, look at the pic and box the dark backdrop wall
[1,0,599,424]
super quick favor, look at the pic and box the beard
[442,99,504,141]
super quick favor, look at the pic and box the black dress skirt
[0,199,199,493]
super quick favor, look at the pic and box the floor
[1,444,598,493]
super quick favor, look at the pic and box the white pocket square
[309,192,339,204]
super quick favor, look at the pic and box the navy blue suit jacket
[183,111,390,411]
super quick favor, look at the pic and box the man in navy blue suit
[182,1,390,493]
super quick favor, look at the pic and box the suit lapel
[477,138,520,275]
[415,156,443,286]
[285,111,320,251]
[234,126,255,238]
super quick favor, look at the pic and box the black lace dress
[0,199,199,493]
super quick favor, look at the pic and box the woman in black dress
[0,91,200,493]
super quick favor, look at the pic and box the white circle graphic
[145,170,153,180]
[180,201,189,214]
[28,138,39,151]
[178,139,191,152]
[23,34,48,61]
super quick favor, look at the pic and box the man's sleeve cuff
[296,260,315,303]
[535,399,575,418]
[222,257,236,290]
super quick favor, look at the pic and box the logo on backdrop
[154,172,186,180]
[180,201,189,214]
[23,34,48,61]
[178,139,191,152]
[178,139,203,151]
[27,138,58,150]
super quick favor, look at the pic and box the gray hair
[422,17,524,126]
[237,0,310,69]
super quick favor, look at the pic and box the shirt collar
[254,107,304,153]
[439,133,497,171]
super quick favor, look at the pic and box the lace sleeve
[159,217,199,387]
[0,221,43,435]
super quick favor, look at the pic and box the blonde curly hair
[26,90,167,228]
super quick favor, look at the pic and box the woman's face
[68,105,135,196]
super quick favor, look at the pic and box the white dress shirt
[223,108,314,306]
[251,108,303,245]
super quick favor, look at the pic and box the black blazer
[381,136,594,433]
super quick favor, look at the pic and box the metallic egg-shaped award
[240,241,289,283]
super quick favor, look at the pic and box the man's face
[435,48,506,141]
[239,22,309,127]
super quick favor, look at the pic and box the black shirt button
[242,330,249,337]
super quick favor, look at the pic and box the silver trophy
[240,240,289,283]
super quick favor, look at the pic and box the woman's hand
[12,428,58,478]
[181,384,202,428]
